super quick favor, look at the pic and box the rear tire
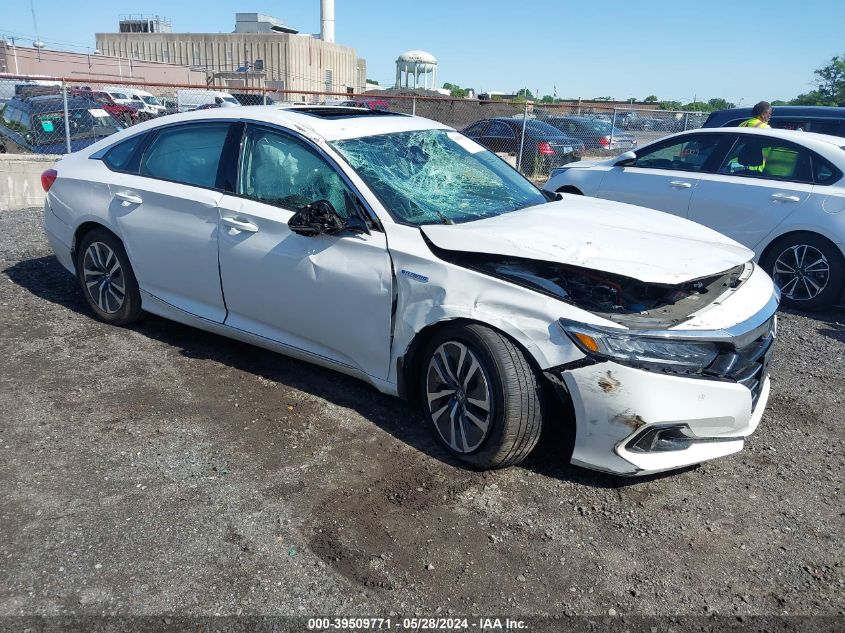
[762,233,845,311]
[419,323,543,469]
[75,228,143,325]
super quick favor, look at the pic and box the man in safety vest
[740,101,773,128]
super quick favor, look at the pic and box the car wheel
[76,229,143,325]
[420,323,543,469]
[762,233,845,311]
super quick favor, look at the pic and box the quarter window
[103,133,148,172]
[635,135,722,172]
[238,125,355,217]
[718,138,812,183]
[140,123,230,188]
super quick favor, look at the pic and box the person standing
[740,101,773,128]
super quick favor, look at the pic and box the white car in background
[545,127,845,310]
[42,106,778,476]
[102,86,165,120]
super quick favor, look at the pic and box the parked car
[0,95,123,154]
[71,89,140,127]
[176,89,240,112]
[703,106,845,137]
[42,106,778,476]
[99,86,165,120]
[462,117,583,174]
[544,127,845,309]
[542,116,637,152]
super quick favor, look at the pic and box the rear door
[597,133,729,216]
[108,121,233,321]
[687,135,815,249]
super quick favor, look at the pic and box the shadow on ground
[5,254,686,490]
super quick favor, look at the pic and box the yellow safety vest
[739,117,770,129]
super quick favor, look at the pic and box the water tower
[395,50,437,90]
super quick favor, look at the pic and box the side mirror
[614,151,637,167]
[289,200,371,237]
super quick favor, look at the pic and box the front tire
[420,323,543,469]
[76,229,143,325]
[762,233,845,310]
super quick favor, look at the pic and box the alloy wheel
[425,341,493,454]
[82,241,126,314]
[772,244,830,302]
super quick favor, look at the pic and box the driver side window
[238,125,354,217]
[635,135,722,172]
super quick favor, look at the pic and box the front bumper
[549,298,777,476]
[556,360,770,475]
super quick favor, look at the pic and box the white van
[102,86,165,119]
[176,89,241,112]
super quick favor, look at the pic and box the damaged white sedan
[42,106,779,475]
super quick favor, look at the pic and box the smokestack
[320,0,335,43]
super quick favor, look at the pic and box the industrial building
[95,4,366,94]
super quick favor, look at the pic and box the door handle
[669,181,693,189]
[221,216,259,233]
[771,193,801,202]
[114,190,143,205]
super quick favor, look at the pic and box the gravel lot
[0,206,843,625]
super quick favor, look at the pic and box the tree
[683,101,709,112]
[540,95,556,104]
[644,95,658,103]
[789,53,845,106]
[442,82,470,98]
[659,100,683,111]
[366,78,379,85]
[516,88,535,100]
[707,97,735,111]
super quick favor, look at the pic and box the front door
[598,133,729,217]
[217,124,393,380]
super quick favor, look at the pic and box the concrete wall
[0,43,207,85]
[0,155,55,212]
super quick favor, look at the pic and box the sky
[3,0,845,103]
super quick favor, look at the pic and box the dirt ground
[0,206,843,626]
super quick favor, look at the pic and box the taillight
[598,136,610,147]
[538,141,555,155]
[41,169,58,192]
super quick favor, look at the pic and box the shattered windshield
[331,129,547,225]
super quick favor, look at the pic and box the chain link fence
[0,75,706,180]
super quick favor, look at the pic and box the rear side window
[140,123,230,188]
[103,133,147,172]
[718,137,812,183]
[773,118,841,135]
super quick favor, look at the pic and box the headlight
[559,318,719,372]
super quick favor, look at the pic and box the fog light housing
[626,425,694,453]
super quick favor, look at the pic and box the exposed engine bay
[429,243,748,328]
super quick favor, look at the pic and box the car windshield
[109,92,128,100]
[222,97,239,104]
[141,95,160,105]
[526,120,566,136]
[31,108,122,145]
[331,129,548,225]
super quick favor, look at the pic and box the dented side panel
[384,224,592,383]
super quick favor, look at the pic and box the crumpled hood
[421,197,754,284]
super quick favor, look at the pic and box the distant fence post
[610,108,617,147]
[684,112,690,131]
[262,86,267,105]
[412,96,416,116]
[61,79,72,154]
[516,101,529,174]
